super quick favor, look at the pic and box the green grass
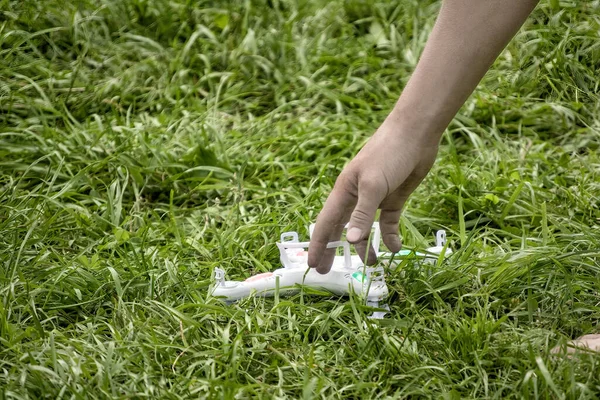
[1,0,600,397]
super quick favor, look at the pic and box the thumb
[346,181,385,244]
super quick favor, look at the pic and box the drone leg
[214,268,226,285]
[366,300,390,320]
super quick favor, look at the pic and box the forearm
[388,0,539,144]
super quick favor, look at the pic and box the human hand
[307,115,440,274]
[306,0,538,274]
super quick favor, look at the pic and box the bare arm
[308,0,539,273]
[393,0,539,143]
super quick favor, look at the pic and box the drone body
[210,223,451,318]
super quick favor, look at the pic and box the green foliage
[1,0,600,397]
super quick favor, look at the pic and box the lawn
[1,0,600,398]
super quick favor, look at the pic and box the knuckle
[358,173,386,197]
[334,169,358,197]
[379,211,401,229]
[380,223,399,235]
[351,208,372,225]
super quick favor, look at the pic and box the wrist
[382,103,447,148]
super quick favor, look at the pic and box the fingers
[308,176,356,274]
[346,178,386,244]
[377,178,428,253]
[309,171,387,268]
[313,223,346,274]
[379,207,402,253]
[376,156,437,252]
[351,187,403,263]
[345,178,386,266]
[354,238,378,265]
[307,130,440,272]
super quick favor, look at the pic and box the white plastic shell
[210,224,451,310]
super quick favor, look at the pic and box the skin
[307,0,540,274]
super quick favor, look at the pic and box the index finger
[307,186,356,274]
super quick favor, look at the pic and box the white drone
[210,223,452,318]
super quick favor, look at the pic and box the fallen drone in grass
[210,223,452,319]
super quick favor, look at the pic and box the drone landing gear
[366,300,390,320]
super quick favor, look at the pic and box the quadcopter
[210,223,452,318]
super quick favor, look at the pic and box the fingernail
[346,227,362,242]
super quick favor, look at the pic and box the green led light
[352,271,365,282]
